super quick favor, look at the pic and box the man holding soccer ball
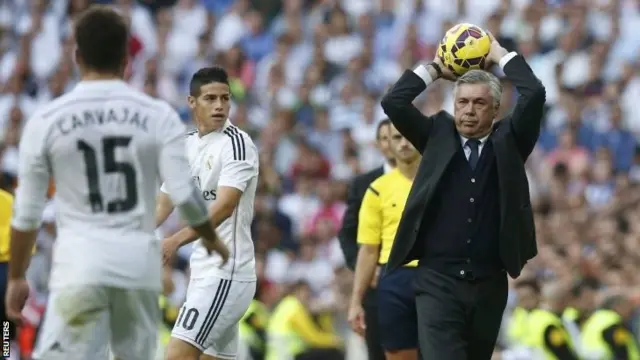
[381,26,546,360]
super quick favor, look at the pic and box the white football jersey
[11,80,199,291]
[161,120,258,281]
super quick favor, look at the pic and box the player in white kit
[4,6,228,360]
[155,67,258,360]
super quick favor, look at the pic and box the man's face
[517,286,539,310]
[376,124,393,162]
[453,83,497,138]
[390,124,419,163]
[188,82,231,132]
[576,289,596,311]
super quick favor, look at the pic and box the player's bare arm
[6,110,51,325]
[6,227,37,325]
[162,186,241,264]
[348,244,380,336]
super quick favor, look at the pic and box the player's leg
[31,286,111,360]
[201,280,256,360]
[109,287,160,360]
[377,267,419,360]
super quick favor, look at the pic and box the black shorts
[377,266,418,351]
[0,262,16,341]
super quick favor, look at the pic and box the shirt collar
[74,79,128,92]
[383,161,393,174]
[460,133,490,147]
[198,119,231,142]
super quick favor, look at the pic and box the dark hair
[74,5,129,74]
[376,119,391,140]
[189,66,230,97]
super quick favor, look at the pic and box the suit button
[467,218,472,223]
[471,178,476,183]
[459,270,465,276]
[466,258,471,263]
[470,198,475,203]
[466,239,471,244]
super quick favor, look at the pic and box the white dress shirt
[460,134,491,160]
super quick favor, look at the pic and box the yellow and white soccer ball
[437,23,491,76]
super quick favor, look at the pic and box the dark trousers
[377,267,418,351]
[363,287,386,360]
[413,267,507,360]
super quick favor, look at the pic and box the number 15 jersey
[11,80,199,291]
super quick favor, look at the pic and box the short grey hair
[454,70,503,108]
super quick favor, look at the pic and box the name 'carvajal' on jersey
[55,107,149,136]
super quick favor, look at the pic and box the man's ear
[187,95,196,110]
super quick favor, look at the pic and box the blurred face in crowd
[558,129,577,149]
[575,287,597,312]
[453,82,498,139]
[389,124,419,164]
[376,123,394,164]
[516,284,539,311]
[188,81,231,133]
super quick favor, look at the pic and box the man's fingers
[486,30,496,42]
[358,313,366,330]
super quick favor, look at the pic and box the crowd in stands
[0,0,639,359]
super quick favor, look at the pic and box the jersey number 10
[77,136,138,213]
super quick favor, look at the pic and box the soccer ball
[437,23,491,76]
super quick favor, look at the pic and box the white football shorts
[171,276,256,359]
[32,286,158,360]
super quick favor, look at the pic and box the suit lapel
[409,121,458,208]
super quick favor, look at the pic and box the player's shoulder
[222,123,253,143]
[220,123,256,154]
[28,91,77,124]
[37,83,173,119]
[121,87,177,117]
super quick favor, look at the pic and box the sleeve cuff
[499,52,518,69]
[412,64,434,85]
[217,182,247,193]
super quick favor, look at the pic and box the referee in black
[339,119,394,360]
[381,34,545,359]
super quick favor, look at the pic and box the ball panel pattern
[437,23,491,76]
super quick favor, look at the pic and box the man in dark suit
[380,35,545,360]
[339,119,394,360]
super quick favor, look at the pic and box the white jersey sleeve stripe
[222,127,245,161]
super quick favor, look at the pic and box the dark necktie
[467,139,481,170]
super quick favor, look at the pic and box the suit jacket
[380,55,546,278]
[338,166,385,270]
